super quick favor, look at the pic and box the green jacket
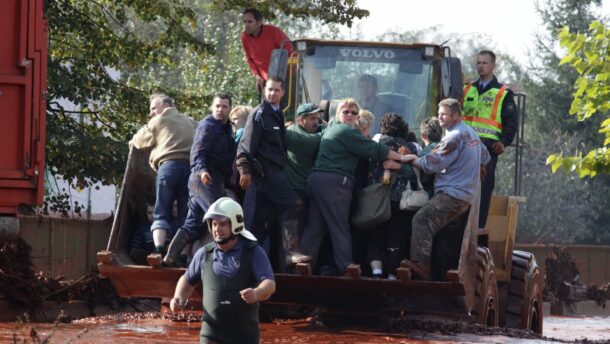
[284,123,324,192]
[313,121,389,182]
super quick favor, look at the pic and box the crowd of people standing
[126,7,516,342]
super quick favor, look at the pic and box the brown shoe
[401,260,431,280]
[344,264,362,279]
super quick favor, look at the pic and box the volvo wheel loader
[98,39,543,334]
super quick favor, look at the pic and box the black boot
[282,220,312,265]
[163,228,195,267]
[155,245,167,257]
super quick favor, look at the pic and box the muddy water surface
[1,315,609,343]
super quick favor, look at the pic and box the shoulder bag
[351,182,391,231]
[400,168,429,211]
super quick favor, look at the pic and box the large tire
[471,246,499,327]
[505,250,543,334]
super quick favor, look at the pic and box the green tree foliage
[515,0,610,244]
[45,0,367,191]
[212,0,368,27]
[547,21,610,177]
[46,0,210,189]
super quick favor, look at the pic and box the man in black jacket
[236,76,311,267]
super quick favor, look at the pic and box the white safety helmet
[203,197,257,241]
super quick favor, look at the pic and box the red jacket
[241,24,292,80]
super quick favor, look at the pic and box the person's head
[145,203,154,223]
[355,110,374,137]
[336,98,360,126]
[296,103,322,133]
[204,197,257,246]
[437,98,461,129]
[229,105,251,130]
[210,92,232,123]
[242,8,263,36]
[149,94,174,117]
[420,117,443,144]
[358,74,378,102]
[264,76,285,106]
[476,50,496,81]
[379,113,408,139]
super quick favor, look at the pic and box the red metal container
[0,0,47,215]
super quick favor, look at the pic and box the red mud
[2,315,610,343]
[3,239,610,343]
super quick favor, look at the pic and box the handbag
[351,182,391,231]
[400,168,429,211]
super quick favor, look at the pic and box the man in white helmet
[170,197,275,344]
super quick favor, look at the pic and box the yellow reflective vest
[461,81,508,141]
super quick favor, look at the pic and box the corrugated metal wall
[16,215,610,285]
[19,215,112,279]
[515,244,610,286]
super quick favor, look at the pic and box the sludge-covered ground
[2,312,610,343]
[2,239,610,343]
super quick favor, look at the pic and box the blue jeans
[181,170,226,237]
[151,160,190,233]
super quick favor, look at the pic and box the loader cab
[279,39,463,136]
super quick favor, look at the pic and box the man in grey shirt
[402,98,490,280]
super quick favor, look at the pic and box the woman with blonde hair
[299,99,412,276]
[228,105,252,203]
[354,109,375,138]
[229,105,252,142]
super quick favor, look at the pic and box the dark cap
[297,103,323,117]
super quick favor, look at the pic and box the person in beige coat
[130,94,197,256]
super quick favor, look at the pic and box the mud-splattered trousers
[410,192,470,267]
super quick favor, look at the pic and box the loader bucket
[268,274,467,323]
[106,147,155,254]
[98,146,484,323]
[98,253,200,301]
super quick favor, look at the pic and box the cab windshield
[298,44,434,136]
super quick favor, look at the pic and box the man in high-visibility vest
[462,50,517,230]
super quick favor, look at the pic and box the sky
[347,0,609,64]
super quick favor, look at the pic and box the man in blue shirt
[402,98,490,280]
[164,93,235,266]
[170,197,275,344]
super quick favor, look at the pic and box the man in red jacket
[241,8,292,92]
